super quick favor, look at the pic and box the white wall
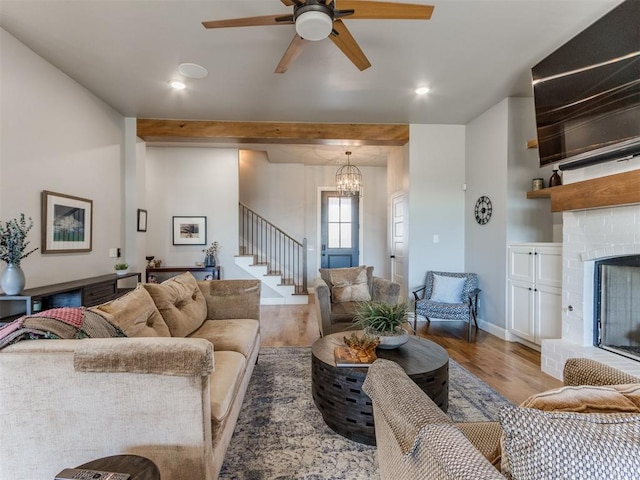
[465,100,509,329]
[144,146,246,280]
[407,124,466,299]
[239,151,389,283]
[465,98,553,332]
[0,28,126,289]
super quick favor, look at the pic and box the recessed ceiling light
[178,63,208,79]
[170,80,186,90]
[415,86,431,95]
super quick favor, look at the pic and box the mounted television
[531,0,640,170]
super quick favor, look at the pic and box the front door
[320,191,359,268]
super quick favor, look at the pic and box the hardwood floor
[260,296,563,405]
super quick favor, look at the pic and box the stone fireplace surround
[541,200,640,380]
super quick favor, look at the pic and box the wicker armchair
[362,358,640,480]
[312,266,400,336]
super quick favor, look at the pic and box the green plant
[353,301,409,335]
[0,214,38,266]
[114,263,129,270]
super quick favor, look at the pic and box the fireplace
[594,255,640,361]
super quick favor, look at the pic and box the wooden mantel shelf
[526,169,640,212]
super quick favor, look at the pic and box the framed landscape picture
[172,216,206,245]
[41,190,93,253]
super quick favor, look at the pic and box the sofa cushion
[430,274,466,303]
[144,272,207,337]
[189,319,259,358]
[320,265,373,291]
[210,350,246,422]
[90,285,170,337]
[197,280,261,320]
[329,266,372,303]
[520,383,640,413]
[499,406,640,480]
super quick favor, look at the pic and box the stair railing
[239,203,308,295]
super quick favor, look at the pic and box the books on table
[334,346,377,367]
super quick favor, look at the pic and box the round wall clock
[474,196,492,225]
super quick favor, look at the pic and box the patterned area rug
[219,346,512,480]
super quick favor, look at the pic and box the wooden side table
[76,455,160,480]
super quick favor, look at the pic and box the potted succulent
[353,301,409,349]
[114,263,129,275]
[0,214,38,295]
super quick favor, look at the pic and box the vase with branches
[0,214,38,294]
[202,241,220,267]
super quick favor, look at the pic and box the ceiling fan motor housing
[294,1,334,41]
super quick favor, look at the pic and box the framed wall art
[172,216,207,245]
[137,209,148,232]
[41,190,93,253]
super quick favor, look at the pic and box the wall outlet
[433,234,440,244]
[109,248,118,258]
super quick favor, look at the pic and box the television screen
[532,0,640,169]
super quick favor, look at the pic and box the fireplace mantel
[526,169,640,212]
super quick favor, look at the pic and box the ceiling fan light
[295,11,332,41]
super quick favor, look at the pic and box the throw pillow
[499,406,640,480]
[520,383,640,413]
[430,274,466,303]
[330,266,372,303]
[143,271,208,337]
[90,285,170,337]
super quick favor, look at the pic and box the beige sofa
[313,265,401,335]
[0,272,261,480]
[363,357,640,480]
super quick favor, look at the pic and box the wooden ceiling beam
[136,119,409,146]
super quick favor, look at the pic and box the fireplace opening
[594,255,640,361]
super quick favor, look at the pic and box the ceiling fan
[202,0,434,73]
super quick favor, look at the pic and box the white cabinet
[507,243,562,345]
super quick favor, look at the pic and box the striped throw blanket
[0,307,126,350]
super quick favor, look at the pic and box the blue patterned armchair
[412,271,480,342]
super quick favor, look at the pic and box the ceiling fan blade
[275,34,309,73]
[329,20,371,71]
[202,15,294,29]
[338,1,434,20]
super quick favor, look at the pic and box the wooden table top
[312,330,449,375]
[76,455,160,480]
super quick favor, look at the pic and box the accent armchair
[412,271,480,342]
[312,265,401,336]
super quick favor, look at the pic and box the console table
[146,265,220,283]
[0,272,141,321]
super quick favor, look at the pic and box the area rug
[219,346,512,480]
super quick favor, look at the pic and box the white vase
[1,263,26,295]
[377,331,409,349]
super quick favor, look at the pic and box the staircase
[237,203,308,305]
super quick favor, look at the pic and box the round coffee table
[76,455,160,480]
[311,331,449,445]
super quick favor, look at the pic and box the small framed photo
[41,190,93,254]
[172,216,207,245]
[137,209,148,232]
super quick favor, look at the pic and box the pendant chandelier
[335,151,362,197]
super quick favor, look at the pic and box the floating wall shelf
[526,169,640,212]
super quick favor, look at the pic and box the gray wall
[1,28,127,288]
